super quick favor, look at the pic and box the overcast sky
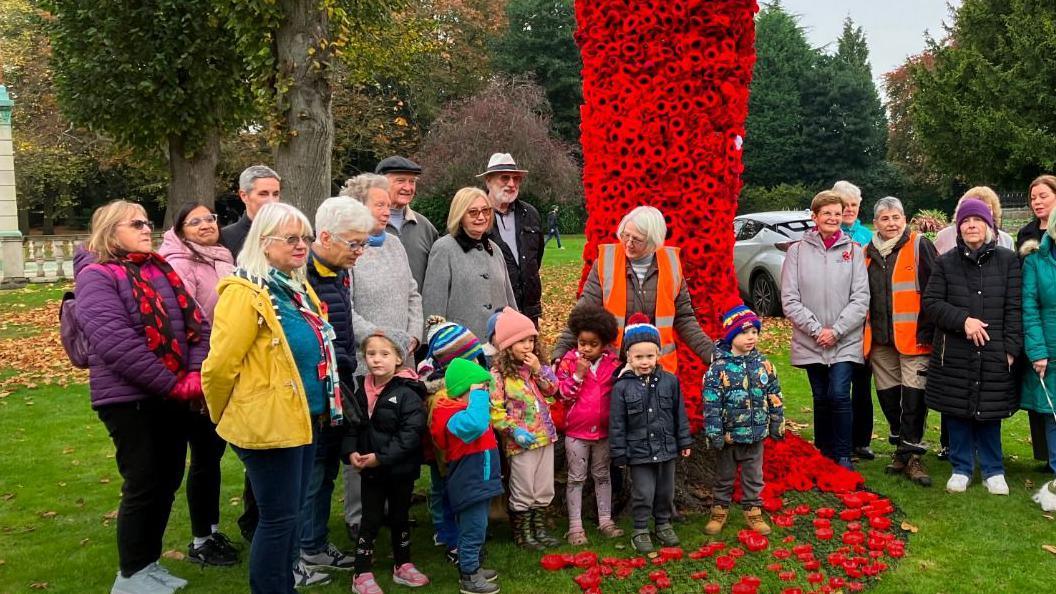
[776,0,962,84]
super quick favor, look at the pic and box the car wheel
[750,271,781,317]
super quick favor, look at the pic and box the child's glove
[169,371,203,401]
[512,428,537,448]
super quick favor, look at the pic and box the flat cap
[374,156,422,175]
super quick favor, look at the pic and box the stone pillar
[0,85,27,288]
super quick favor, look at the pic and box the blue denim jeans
[299,425,342,554]
[428,463,458,548]
[234,442,315,594]
[944,415,1004,479]
[455,499,490,575]
[805,362,855,460]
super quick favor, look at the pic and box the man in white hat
[478,153,545,325]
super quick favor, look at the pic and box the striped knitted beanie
[423,315,484,370]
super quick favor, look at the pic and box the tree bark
[274,0,334,217]
[165,131,220,227]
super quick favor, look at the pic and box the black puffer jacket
[487,199,544,322]
[609,367,692,466]
[341,375,427,480]
[923,240,1023,420]
[306,252,356,381]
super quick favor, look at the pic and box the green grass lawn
[1,240,1054,593]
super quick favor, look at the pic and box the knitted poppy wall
[575,0,757,429]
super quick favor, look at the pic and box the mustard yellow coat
[202,273,323,449]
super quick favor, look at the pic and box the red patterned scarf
[115,251,204,374]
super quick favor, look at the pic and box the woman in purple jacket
[75,200,210,594]
[157,202,239,567]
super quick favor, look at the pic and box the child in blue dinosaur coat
[703,305,785,537]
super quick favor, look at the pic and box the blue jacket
[609,367,692,466]
[842,219,873,246]
[431,389,504,512]
[703,346,785,449]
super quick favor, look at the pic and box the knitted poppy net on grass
[541,435,911,593]
[574,0,756,431]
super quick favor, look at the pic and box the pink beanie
[492,308,538,351]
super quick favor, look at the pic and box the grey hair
[616,206,667,249]
[873,196,905,218]
[832,180,862,204]
[340,173,390,204]
[239,165,281,194]
[315,197,374,236]
[237,202,313,282]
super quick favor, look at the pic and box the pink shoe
[392,563,430,587]
[353,572,384,594]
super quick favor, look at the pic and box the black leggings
[183,408,227,537]
[354,474,415,574]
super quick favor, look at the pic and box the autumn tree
[910,0,1056,186]
[45,0,252,225]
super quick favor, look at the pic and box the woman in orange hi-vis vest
[863,197,938,488]
[552,206,716,371]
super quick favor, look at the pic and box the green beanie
[444,358,492,398]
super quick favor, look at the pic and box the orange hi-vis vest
[864,232,932,358]
[597,243,683,372]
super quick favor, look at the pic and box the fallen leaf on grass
[62,447,74,455]
[57,482,66,488]
[99,478,110,484]
[1024,479,1035,489]
[1043,545,1056,556]
[103,510,118,521]
[79,538,90,546]
[39,511,57,519]
[161,550,186,561]
[228,497,242,506]
[800,407,813,414]
[786,420,808,432]
[1,493,14,501]
[1043,514,1054,521]
[30,582,48,590]
[900,521,919,533]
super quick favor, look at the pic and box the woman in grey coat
[781,190,870,469]
[422,187,517,342]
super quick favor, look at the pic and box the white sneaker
[983,474,1010,495]
[146,562,187,589]
[111,567,174,594]
[293,559,332,588]
[946,473,971,493]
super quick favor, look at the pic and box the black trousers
[98,399,188,577]
[183,407,228,538]
[851,363,874,449]
[354,474,414,574]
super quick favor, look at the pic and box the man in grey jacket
[781,191,870,469]
[376,156,439,294]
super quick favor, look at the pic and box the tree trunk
[274,0,334,217]
[165,131,221,227]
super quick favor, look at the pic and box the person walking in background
[203,203,342,592]
[158,202,239,567]
[781,190,869,470]
[1017,175,1056,473]
[832,180,876,461]
[76,200,210,594]
[545,205,564,249]
[923,199,1022,495]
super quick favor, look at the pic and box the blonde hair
[87,200,150,263]
[447,187,489,235]
[616,206,667,249]
[810,190,845,214]
[959,186,1002,228]
[832,180,862,205]
[237,202,313,282]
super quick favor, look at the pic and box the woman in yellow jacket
[203,203,343,594]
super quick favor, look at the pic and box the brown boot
[903,454,933,487]
[743,507,772,535]
[704,505,729,535]
[885,454,907,475]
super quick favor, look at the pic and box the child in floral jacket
[488,308,561,550]
[703,305,785,537]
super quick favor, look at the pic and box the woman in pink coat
[158,202,240,567]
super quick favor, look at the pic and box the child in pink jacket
[554,304,624,545]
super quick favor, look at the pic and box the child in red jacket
[554,303,624,545]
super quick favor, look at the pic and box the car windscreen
[772,219,814,238]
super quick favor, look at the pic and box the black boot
[459,570,500,594]
[875,386,903,446]
[509,510,544,551]
[530,508,561,548]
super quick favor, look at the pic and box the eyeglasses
[183,214,218,227]
[620,232,647,247]
[340,239,367,252]
[121,219,153,230]
[498,174,523,184]
[466,207,493,220]
[267,234,314,246]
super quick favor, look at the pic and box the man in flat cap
[479,152,545,325]
[375,156,439,294]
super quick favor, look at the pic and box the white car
[733,211,814,316]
